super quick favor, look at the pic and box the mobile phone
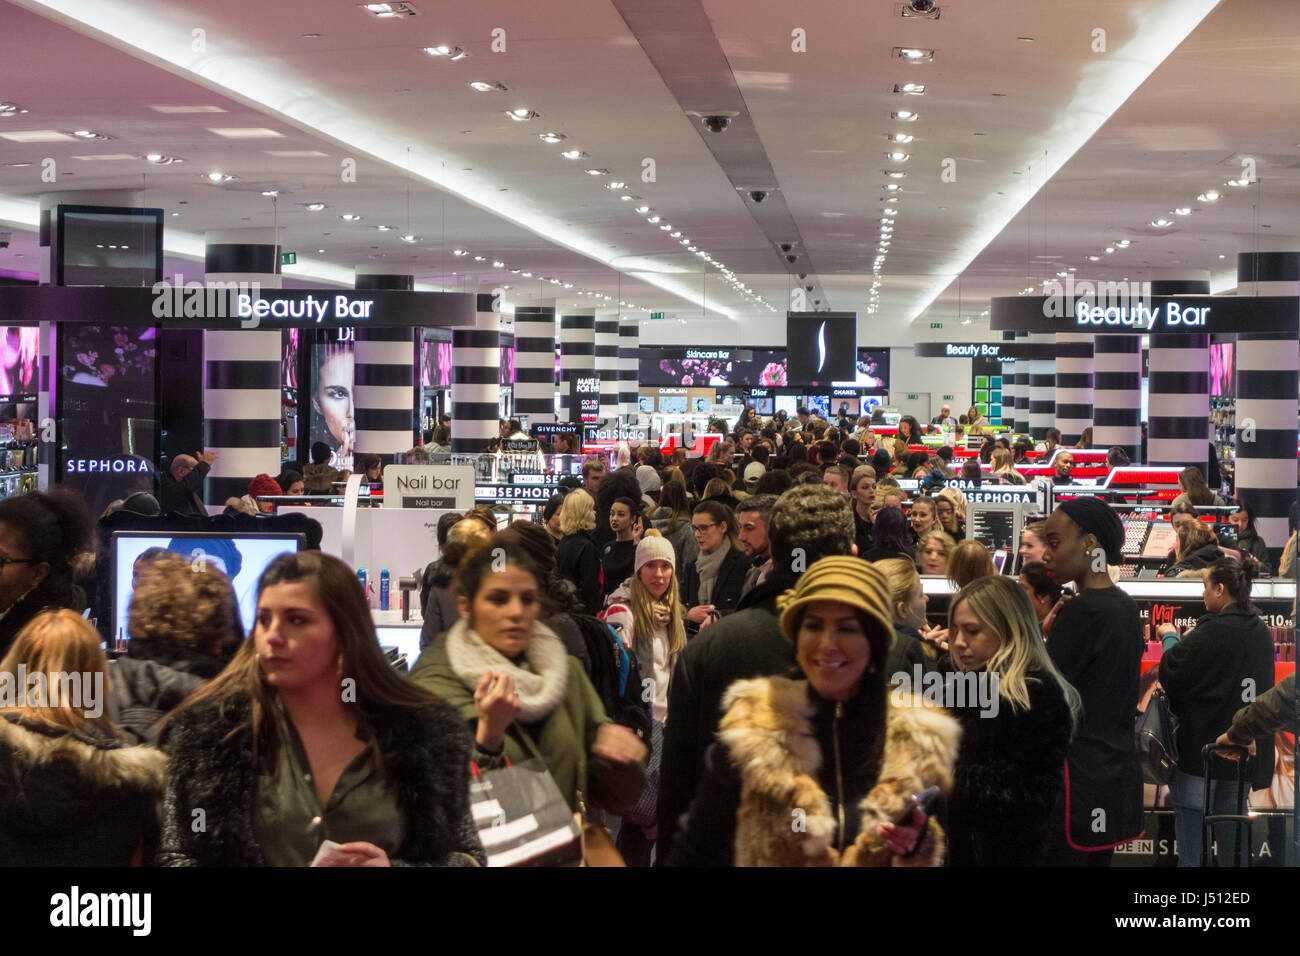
[892,785,940,826]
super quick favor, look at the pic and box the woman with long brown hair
[159,551,484,866]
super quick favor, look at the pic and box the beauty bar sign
[991,293,1298,335]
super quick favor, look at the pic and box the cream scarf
[694,539,731,605]
[444,617,569,722]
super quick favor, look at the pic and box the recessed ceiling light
[560,149,587,160]
[1226,178,1250,188]
[895,47,935,62]
[340,213,363,221]
[452,248,468,256]
[620,195,636,201]
[0,103,31,116]
[72,129,111,140]
[424,45,468,58]
[0,130,73,142]
[306,203,326,211]
[302,33,321,38]
[894,83,925,94]
[492,260,504,268]
[359,2,418,18]
[1087,255,1101,261]
[604,181,626,190]
[660,224,672,231]
[1149,219,1173,228]
[884,183,900,191]
[889,133,914,143]
[671,230,682,237]
[635,205,650,214]
[1197,190,1220,202]
[510,269,520,274]
[892,110,917,121]
[585,168,608,176]
[1173,207,1191,216]
[143,153,183,165]
[204,171,235,183]
[885,170,907,179]
[506,109,539,121]
[318,248,326,253]
[207,127,284,138]
[1104,246,1115,254]
[261,190,279,197]
[538,132,566,144]
[1115,239,1131,247]
[469,81,508,93]
[521,272,532,277]
[473,255,485,261]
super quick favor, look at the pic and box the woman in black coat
[679,500,749,634]
[159,552,483,866]
[1228,502,1272,576]
[554,489,603,614]
[1163,520,1223,577]
[942,576,1077,866]
[0,609,165,866]
[1159,558,1275,866]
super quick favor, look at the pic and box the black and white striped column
[595,310,621,422]
[1013,331,1031,435]
[619,313,640,422]
[513,305,557,425]
[353,270,416,460]
[203,230,282,505]
[1235,243,1299,564]
[1146,275,1211,469]
[1027,332,1056,441]
[1000,331,1020,435]
[1055,333,1094,445]
[451,293,502,454]
[559,310,595,423]
[1093,335,1143,463]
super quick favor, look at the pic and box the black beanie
[1056,497,1124,565]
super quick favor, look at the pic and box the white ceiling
[0,0,1295,343]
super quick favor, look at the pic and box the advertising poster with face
[309,330,355,472]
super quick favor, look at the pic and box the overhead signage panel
[990,295,1297,335]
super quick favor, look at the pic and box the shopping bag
[470,758,584,867]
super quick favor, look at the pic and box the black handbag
[1135,684,1179,785]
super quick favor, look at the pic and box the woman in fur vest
[941,575,1079,866]
[159,551,484,867]
[665,556,961,867]
[0,610,165,865]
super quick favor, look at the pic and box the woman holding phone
[666,557,959,867]
[159,552,484,867]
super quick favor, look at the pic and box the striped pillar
[1235,242,1300,564]
[595,310,621,421]
[619,313,640,422]
[1093,335,1143,463]
[203,229,282,505]
[1027,332,1056,441]
[1146,275,1211,469]
[559,310,595,423]
[451,294,502,454]
[1000,330,1020,436]
[514,305,557,425]
[353,270,415,461]
[1014,331,1031,435]
[1055,332,1094,445]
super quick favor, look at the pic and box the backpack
[571,612,651,744]
[1135,684,1179,785]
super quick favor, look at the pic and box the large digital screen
[850,349,889,389]
[110,531,305,639]
[787,312,857,384]
[56,206,163,288]
[422,340,452,389]
[1210,342,1234,397]
[0,326,39,399]
[641,347,787,387]
[307,329,355,471]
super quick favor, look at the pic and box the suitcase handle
[1198,743,1252,867]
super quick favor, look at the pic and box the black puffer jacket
[0,714,165,865]
[158,694,485,866]
[109,642,229,746]
[942,664,1073,866]
[1164,542,1225,577]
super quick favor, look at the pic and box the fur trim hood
[717,676,961,867]
[0,715,166,836]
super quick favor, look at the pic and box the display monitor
[1210,342,1234,397]
[110,530,307,642]
[966,502,1027,562]
[775,394,799,418]
[658,395,688,414]
[805,395,830,418]
[56,205,163,287]
[749,396,775,415]
[786,312,857,384]
[832,396,860,419]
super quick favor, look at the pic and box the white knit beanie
[634,531,677,573]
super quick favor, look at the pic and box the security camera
[0,231,10,249]
[785,254,798,263]
[797,272,807,280]
[902,0,940,18]
[779,242,794,253]
[749,190,767,203]
[805,284,813,293]
[814,299,822,306]
[702,115,732,133]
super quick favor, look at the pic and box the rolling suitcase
[1199,743,1252,867]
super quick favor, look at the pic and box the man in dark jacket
[655,483,858,864]
[159,450,217,517]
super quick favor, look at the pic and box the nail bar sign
[382,465,475,510]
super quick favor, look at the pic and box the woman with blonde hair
[876,558,939,680]
[935,487,967,540]
[112,553,242,744]
[0,609,165,865]
[990,447,1026,485]
[948,539,996,588]
[943,575,1079,865]
[917,528,957,577]
[555,488,602,613]
[908,495,940,542]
